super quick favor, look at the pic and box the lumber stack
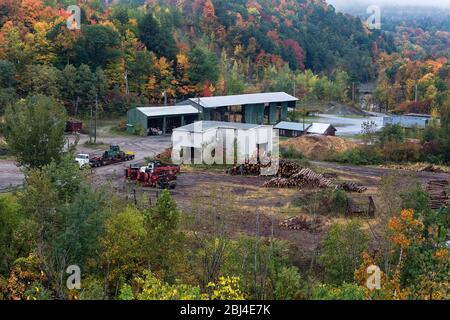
[279,216,323,233]
[228,159,300,177]
[291,168,335,188]
[277,160,302,177]
[338,182,368,193]
[426,180,450,209]
[228,163,263,176]
[263,168,334,189]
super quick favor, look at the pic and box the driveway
[0,134,172,192]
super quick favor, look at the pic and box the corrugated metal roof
[307,123,335,134]
[137,105,199,117]
[274,121,310,131]
[188,92,298,109]
[173,121,263,133]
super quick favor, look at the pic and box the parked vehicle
[75,145,135,169]
[125,160,180,189]
[65,120,83,133]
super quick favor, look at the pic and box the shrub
[382,141,421,162]
[281,145,304,159]
[296,189,349,216]
[0,142,9,156]
[333,146,383,165]
[378,124,405,146]
[312,282,365,300]
[319,220,369,284]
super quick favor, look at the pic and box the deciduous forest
[0,0,449,301]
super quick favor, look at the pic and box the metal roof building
[383,114,435,129]
[180,92,298,125]
[126,105,200,135]
[174,121,262,133]
[307,123,337,136]
[186,92,298,109]
[275,121,310,137]
[274,121,336,137]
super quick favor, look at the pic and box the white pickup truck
[75,154,91,169]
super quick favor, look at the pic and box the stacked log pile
[263,167,334,189]
[426,180,450,209]
[279,216,323,233]
[228,160,369,194]
[276,160,302,177]
[228,163,264,176]
[228,159,301,176]
[338,182,368,193]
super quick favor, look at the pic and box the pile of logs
[263,167,335,189]
[277,160,302,177]
[228,163,264,176]
[279,216,323,233]
[426,180,450,209]
[338,182,368,193]
[228,159,301,177]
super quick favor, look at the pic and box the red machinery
[125,161,180,189]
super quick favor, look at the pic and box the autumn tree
[138,12,177,61]
[144,190,186,282]
[74,25,122,69]
[188,45,219,86]
[320,220,369,285]
[4,95,67,168]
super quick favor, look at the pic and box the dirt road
[311,161,450,185]
[0,134,172,192]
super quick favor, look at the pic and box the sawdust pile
[281,135,356,160]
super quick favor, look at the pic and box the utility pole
[89,103,93,144]
[124,70,129,95]
[163,91,168,106]
[415,84,418,103]
[94,94,98,144]
[352,82,355,104]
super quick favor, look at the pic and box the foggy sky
[327,0,450,8]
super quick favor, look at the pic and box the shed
[306,123,337,136]
[126,105,200,135]
[383,114,434,129]
[275,121,310,137]
[172,121,275,165]
[180,92,298,125]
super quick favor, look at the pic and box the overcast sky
[327,0,450,8]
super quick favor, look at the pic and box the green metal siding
[281,102,288,121]
[127,108,148,134]
[202,108,211,121]
[244,104,265,124]
[269,103,277,124]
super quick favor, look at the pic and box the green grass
[109,126,138,137]
[83,141,109,149]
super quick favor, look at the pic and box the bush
[382,141,421,162]
[281,145,305,159]
[312,282,365,300]
[333,146,383,165]
[295,189,349,216]
[319,220,369,284]
[378,124,405,146]
[0,142,9,156]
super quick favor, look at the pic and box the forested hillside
[0,0,395,116]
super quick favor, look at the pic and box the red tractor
[125,161,180,189]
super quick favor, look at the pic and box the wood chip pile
[426,180,450,209]
[279,216,323,233]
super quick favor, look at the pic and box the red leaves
[283,39,305,70]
